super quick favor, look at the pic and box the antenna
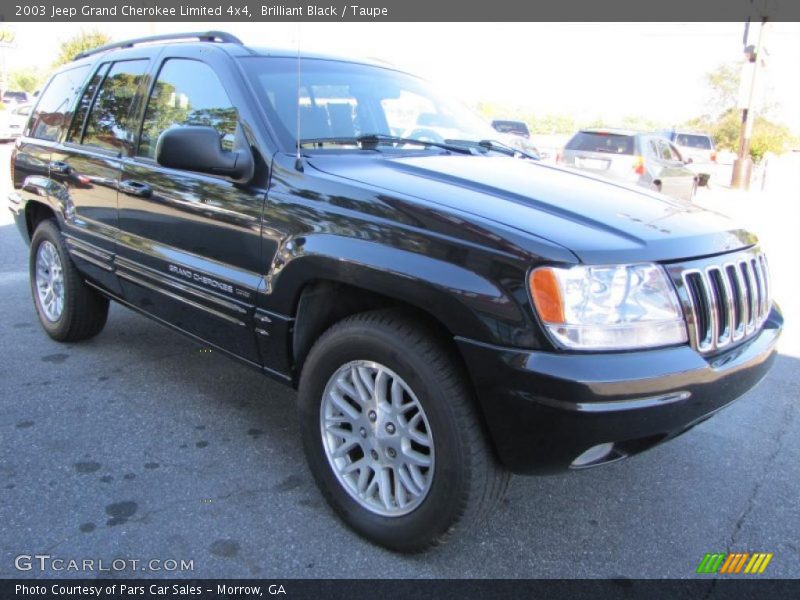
[294,23,303,172]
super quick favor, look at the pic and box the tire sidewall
[29,220,70,338]
[299,324,469,551]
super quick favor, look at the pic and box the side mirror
[155,126,254,183]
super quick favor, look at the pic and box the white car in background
[0,103,31,141]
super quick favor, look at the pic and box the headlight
[529,263,688,350]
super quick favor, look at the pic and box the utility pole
[731,18,767,189]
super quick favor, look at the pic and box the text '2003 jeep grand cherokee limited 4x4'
[8,32,782,552]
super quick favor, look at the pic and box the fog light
[571,443,614,468]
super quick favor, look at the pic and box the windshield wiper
[447,138,539,160]
[298,134,473,155]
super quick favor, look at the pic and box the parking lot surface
[1,145,798,579]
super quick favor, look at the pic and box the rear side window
[566,132,634,155]
[657,139,681,162]
[82,59,149,153]
[138,59,238,159]
[27,65,90,141]
[675,134,713,150]
[66,63,110,143]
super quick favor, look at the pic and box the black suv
[8,32,782,552]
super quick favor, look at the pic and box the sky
[3,21,799,133]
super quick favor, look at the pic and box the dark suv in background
[8,32,782,552]
[490,119,531,138]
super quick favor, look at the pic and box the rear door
[49,58,151,293]
[116,51,267,364]
[12,65,91,234]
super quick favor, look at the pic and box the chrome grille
[681,252,771,353]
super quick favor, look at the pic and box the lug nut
[359,427,367,438]
[385,422,396,434]
[386,447,396,458]
[370,449,379,460]
[368,410,377,422]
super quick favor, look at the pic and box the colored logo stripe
[697,552,773,574]
[697,554,726,574]
[745,553,773,574]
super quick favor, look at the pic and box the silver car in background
[559,128,698,201]
[661,130,717,165]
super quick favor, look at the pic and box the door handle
[119,180,152,198]
[48,161,70,174]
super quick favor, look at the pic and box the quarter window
[27,65,90,141]
[657,139,676,161]
[82,60,149,152]
[138,59,238,159]
[66,63,110,143]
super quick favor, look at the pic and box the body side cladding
[84,280,292,383]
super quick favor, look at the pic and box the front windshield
[240,56,499,151]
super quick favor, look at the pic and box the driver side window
[138,59,238,160]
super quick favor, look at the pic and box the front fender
[269,233,549,350]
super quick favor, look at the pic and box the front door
[116,56,266,364]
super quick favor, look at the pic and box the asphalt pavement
[1,145,798,580]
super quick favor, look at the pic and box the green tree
[749,118,796,162]
[9,68,46,93]
[528,114,577,135]
[705,62,741,117]
[693,108,795,160]
[52,30,111,69]
[683,62,798,161]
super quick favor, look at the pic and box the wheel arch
[274,235,533,376]
[291,278,464,378]
[24,200,58,239]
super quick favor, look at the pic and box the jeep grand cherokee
[8,31,782,552]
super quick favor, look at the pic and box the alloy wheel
[319,360,435,517]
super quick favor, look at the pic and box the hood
[306,153,756,264]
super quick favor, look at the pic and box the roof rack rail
[73,31,243,61]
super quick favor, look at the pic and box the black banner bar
[1,0,800,22]
[3,579,800,600]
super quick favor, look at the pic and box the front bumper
[457,306,783,474]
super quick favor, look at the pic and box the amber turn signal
[529,268,565,324]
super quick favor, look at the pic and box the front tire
[29,219,109,342]
[298,309,509,552]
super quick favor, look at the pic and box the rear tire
[298,309,509,552]
[29,219,109,342]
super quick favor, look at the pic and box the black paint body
[8,42,782,473]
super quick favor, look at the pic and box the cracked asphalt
[1,146,798,580]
